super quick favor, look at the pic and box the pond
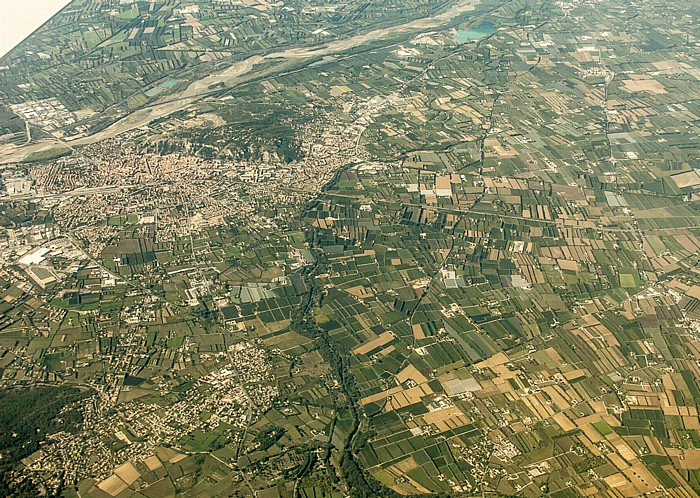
[454,27,495,43]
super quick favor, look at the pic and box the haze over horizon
[0,0,72,60]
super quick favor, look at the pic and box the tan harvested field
[114,462,140,485]
[671,170,700,188]
[421,405,470,432]
[354,331,394,355]
[361,385,403,405]
[622,76,667,94]
[396,364,429,385]
[387,383,433,410]
[97,474,128,496]
[143,455,162,471]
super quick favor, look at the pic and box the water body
[160,79,180,89]
[454,26,495,43]
[0,0,72,59]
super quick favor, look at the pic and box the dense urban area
[0,0,698,496]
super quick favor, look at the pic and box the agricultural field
[0,0,699,496]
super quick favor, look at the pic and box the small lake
[454,27,495,43]
[160,79,179,89]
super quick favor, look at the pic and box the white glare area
[0,0,72,59]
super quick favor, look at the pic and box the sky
[0,0,72,59]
